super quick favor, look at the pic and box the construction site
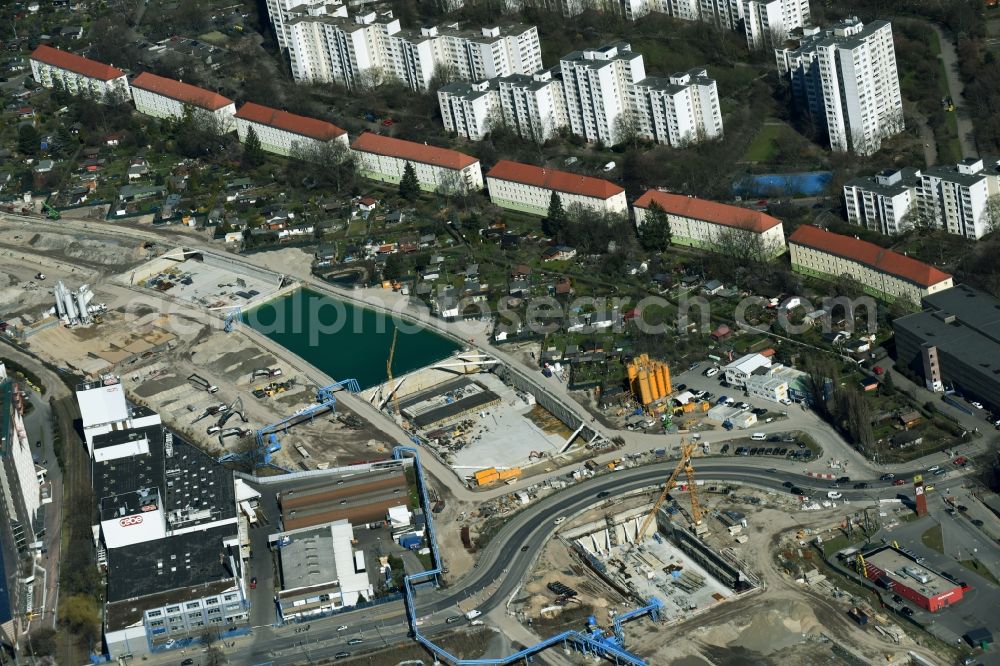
[364,350,586,484]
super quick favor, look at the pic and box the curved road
[236,461,934,665]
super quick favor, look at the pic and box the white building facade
[497,69,568,142]
[271,5,542,92]
[560,43,645,145]
[777,18,903,155]
[788,225,955,304]
[234,102,349,157]
[30,45,130,101]
[632,68,723,147]
[843,167,921,235]
[351,132,483,192]
[633,189,787,257]
[917,158,999,240]
[486,159,627,216]
[438,80,501,140]
[743,0,811,50]
[847,157,1000,240]
[130,72,236,130]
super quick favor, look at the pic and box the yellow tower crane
[633,439,703,544]
[386,328,400,417]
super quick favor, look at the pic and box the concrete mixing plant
[52,281,104,325]
[627,354,672,410]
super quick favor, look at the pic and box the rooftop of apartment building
[633,68,714,93]
[94,426,236,529]
[439,79,498,100]
[285,7,533,43]
[235,102,346,141]
[845,166,922,196]
[30,44,125,81]
[130,72,233,111]
[788,225,952,287]
[486,160,625,199]
[351,132,478,170]
[561,41,639,67]
[779,17,890,53]
[634,190,782,232]
[498,67,562,91]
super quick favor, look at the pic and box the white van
[750,432,766,441]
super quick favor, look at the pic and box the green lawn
[920,524,944,553]
[743,123,785,162]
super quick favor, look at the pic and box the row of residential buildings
[439,42,723,147]
[266,0,814,61]
[844,156,1000,240]
[265,2,543,92]
[30,42,952,306]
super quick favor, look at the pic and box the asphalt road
[216,462,933,666]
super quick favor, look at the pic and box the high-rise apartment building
[436,44,721,148]
[497,69,569,142]
[632,68,723,147]
[844,157,1000,240]
[743,0,811,50]
[777,18,903,155]
[265,2,542,92]
[559,43,646,145]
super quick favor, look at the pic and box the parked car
[970,401,983,409]
[675,383,687,392]
[250,576,257,589]
[900,607,914,617]
[880,473,895,481]
[705,367,719,377]
[720,444,730,454]
[933,468,946,476]
[893,479,906,486]
[972,519,984,527]
[927,465,940,472]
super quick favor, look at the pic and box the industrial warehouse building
[633,190,787,257]
[277,465,410,531]
[269,520,374,622]
[894,284,1000,408]
[75,381,251,659]
[860,546,964,612]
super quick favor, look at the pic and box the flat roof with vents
[94,426,236,528]
[105,523,238,603]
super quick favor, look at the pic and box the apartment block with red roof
[485,160,627,217]
[129,72,236,131]
[234,102,348,157]
[30,45,130,101]
[788,225,953,304]
[633,189,787,257]
[350,133,483,192]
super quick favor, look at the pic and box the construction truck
[42,202,60,220]
[250,367,282,380]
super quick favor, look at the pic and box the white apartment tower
[743,0,811,50]
[497,69,568,142]
[632,68,723,147]
[438,80,501,141]
[560,43,646,145]
[268,3,542,92]
[778,18,903,155]
[917,158,998,240]
[843,167,921,235]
